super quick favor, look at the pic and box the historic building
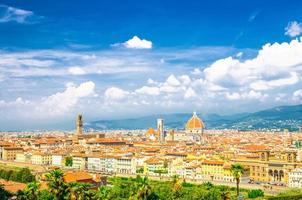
[231,150,300,184]
[289,168,302,188]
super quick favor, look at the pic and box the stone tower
[157,118,164,143]
[76,114,83,135]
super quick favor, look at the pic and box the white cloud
[165,74,181,86]
[2,37,302,127]
[226,92,241,100]
[135,86,160,96]
[104,87,129,101]
[285,21,302,37]
[39,81,96,115]
[0,81,96,120]
[147,78,157,85]
[178,75,191,85]
[0,50,152,78]
[0,5,34,23]
[293,89,302,101]
[68,67,86,75]
[115,36,152,49]
[191,68,202,75]
[250,72,299,90]
[160,75,183,93]
[204,38,302,91]
[225,90,266,101]
[184,87,196,99]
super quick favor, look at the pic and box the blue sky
[0,0,302,130]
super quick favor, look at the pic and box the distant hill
[87,104,302,131]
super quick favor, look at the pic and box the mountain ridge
[87,104,302,131]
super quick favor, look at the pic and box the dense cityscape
[0,113,302,199]
[2,0,302,199]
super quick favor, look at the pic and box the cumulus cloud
[285,21,302,37]
[250,72,299,90]
[135,86,160,96]
[191,68,202,75]
[39,81,96,115]
[0,81,96,120]
[184,87,196,99]
[104,87,129,101]
[99,38,302,115]
[2,37,302,128]
[113,36,152,49]
[204,38,302,90]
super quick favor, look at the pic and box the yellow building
[2,147,23,161]
[201,160,234,182]
[232,150,300,184]
[31,152,52,165]
[15,153,26,162]
[144,157,166,175]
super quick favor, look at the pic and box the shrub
[248,189,264,198]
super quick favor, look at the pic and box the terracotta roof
[63,171,93,183]
[0,179,26,193]
[243,145,269,151]
[186,112,205,130]
[3,147,23,150]
[203,160,224,165]
[146,128,156,135]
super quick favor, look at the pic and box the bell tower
[76,114,83,136]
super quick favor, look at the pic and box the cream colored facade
[289,168,302,188]
[2,147,23,161]
[15,152,32,163]
[31,153,52,165]
[232,151,299,184]
[73,156,87,170]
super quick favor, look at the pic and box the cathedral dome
[186,112,205,130]
[146,128,156,135]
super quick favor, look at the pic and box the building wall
[289,170,302,188]
[73,157,87,170]
[52,155,63,166]
[2,148,23,161]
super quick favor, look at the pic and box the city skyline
[0,0,302,130]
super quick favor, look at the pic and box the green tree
[219,186,231,200]
[95,185,111,200]
[134,176,153,200]
[18,168,35,183]
[230,163,244,197]
[69,182,92,200]
[16,189,28,200]
[202,181,214,190]
[38,190,55,200]
[4,170,13,181]
[171,175,182,199]
[45,169,69,200]
[65,156,73,167]
[248,189,264,198]
[0,184,11,200]
[24,182,40,200]
[136,168,144,174]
